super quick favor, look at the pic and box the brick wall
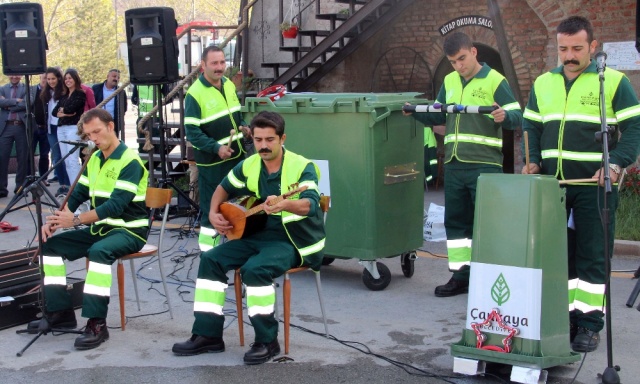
[316,0,639,169]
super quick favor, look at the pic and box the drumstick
[558,178,597,185]
[524,131,530,171]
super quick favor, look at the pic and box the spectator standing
[92,69,126,137]
[0,75,30,198]
[42,67,69,187]
[32,74,51,185]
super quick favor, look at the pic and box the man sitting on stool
[172,111,326,364]
[27,108,148,350]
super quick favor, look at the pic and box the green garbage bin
[451,174,580,380]
[243,93,424,290]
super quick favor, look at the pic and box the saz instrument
[219,184,308,240]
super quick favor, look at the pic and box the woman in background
[52,68,86,196]
[41,67,69,192]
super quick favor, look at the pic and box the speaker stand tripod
[147,84,199,216]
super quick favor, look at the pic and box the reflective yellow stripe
[115,180,138,194]
[227,171,245,189]
[502,101,521,111]
[200,105,242,125]
[298,180,319,192]
[298,238,325,257]
[78,175,89,186]
[617,104,640,121]
[282,213,305,224]
[541,149,601,161]
[184,117,200,126]
[445,134,502,147]
[523,109,542,122]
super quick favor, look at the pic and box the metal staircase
[268,0,416,91]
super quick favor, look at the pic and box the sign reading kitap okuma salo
[465,262,542,340]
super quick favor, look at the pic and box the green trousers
[192,229,298,343]
[42,227,145,319]
[444,164,501,281]
[197,161,238,251]
[566,185,617,332]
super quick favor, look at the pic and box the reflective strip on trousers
[193,278,227,315]
[199,226,219,252]
[447,238,472,271]
[43,255,67,286]
[569,278,606,313]
[84,261,112,297]
[246,285,275,317]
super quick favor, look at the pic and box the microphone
[403,104,498,114]
[60,140,96,150]
[595,51,607,78]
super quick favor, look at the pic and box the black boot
[26,309,77,334]
[243,339,280,365]
[571,327,600,352]
[434,277,469,297]
[172,335,225,355]
[74,318,109,350]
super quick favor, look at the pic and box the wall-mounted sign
[602,41,640,71]
[439,15,493,36]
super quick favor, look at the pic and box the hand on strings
[211,212,233,236]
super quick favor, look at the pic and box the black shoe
[243,340,281,365]
[172,334,225,355]
[434,277,469,297]
[74,318,109,350]
[0,191,7,198]
[48,176,59,183]
[26,309,77,334]
[569,323,578,342]
[571,327,600,352]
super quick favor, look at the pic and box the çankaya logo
[491,273,510,305]
[580,92,599,107]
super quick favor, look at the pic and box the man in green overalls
[173,111,325,365]
[185,45,249,252]
[27,108,148,350]
[405,32,522,297]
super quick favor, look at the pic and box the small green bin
[243,93,425,289]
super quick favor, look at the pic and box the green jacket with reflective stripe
[71,142,149,241]
[228,150,326,270]
[413,64,522,167]
[523,61,640,180]
[184,75,244,166]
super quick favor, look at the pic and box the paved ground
[1,106,640,384]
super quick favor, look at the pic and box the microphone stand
[596,64,621,384]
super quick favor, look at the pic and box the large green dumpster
[451,174,580,381]
[243,93,424,290]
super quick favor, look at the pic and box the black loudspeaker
[0,2,47,75]
[125,7,179,84]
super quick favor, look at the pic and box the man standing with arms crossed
[185,46,249,251]
[522,16,640,352]
[404,32,522,297]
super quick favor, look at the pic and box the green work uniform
[184,74,246,251]
[412,63,522,281]
[41,142,148,319]
[191,149,325,343]
[523,60,640,332]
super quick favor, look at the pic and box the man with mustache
[522,16,640,352]
[173,111,325,364]
[185,45,249,251]
[404,32,522,298]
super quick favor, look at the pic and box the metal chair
[116,187,175,330]
[235,195,331,354]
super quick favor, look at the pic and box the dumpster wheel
[401,251,416,278]
[362,262,391,291]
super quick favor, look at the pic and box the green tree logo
[491,273,510,306]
